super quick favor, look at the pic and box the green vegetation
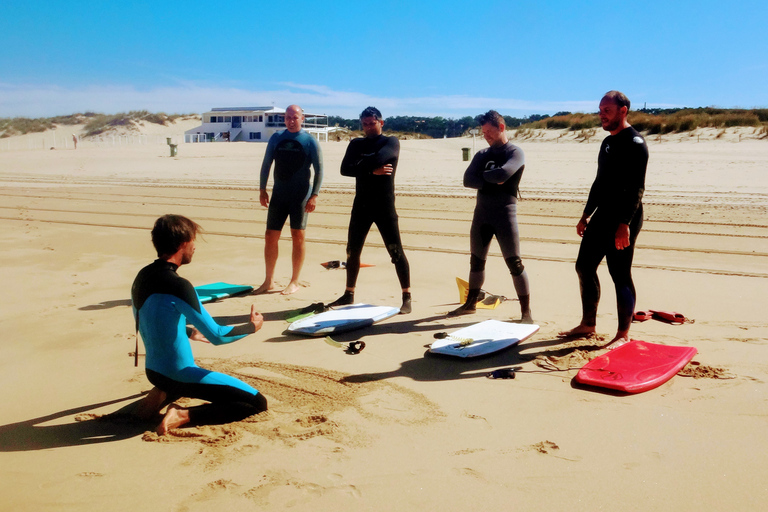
[2,108,766,141]
[521,107,767,135]
[0,111,198,138]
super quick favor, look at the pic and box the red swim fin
[649,310,692,324]
[633,310,653,322]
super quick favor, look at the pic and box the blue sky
[1,0,766,118]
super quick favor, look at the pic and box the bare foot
[156,404,190,435]
[604,332,631,350]
[281,281,301,295]
[557,324,596,338]
[520,310,534,324]
[253,281,274,295]
[135,387,167,420]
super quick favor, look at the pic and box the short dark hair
[479,110,505,128]
[603,90,631,110]
[360,106,383,121]
[151,214,201,258]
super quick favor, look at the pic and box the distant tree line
[328,113,555,138]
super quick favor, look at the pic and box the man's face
[180,239,196,265]
[482,122,505,147]
[599,98,626,133]
[361,116,383,138]
[284,107,304,133]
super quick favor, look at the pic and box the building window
[249,132,262,140]
[224,116,231,123]
[259,115,263,122]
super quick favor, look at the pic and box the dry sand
[1,124,767,511]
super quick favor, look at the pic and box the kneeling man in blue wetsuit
[132,214,267,435]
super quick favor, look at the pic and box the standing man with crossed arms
[256,104,323,295]
[450,110,533,323]
[328,107,412,314]
[559,90,648,347]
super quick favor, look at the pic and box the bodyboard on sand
[429,320,539,358]
[575,340,697,393]
[195,282,253,303]
[456,277,503,309]
[287,303,399,336]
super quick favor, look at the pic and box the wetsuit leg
[495,203,530,298]
[345,207,374,289]
[265,194,290,231]
[575,222,609,327]
[468,221,494,290]
[374,213,410,289]
[147,369,268,426]
[605,215,643,332]
[288,184,312,231]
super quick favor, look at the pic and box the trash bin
[169,144,178,157]
[166,137,172,145]
[462,147,471,161]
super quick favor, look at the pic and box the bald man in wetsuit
[450,110,533,322]
[328,106,412,313]
[256,104,323,295]
[132,215,267,434]
[559,90,648,347]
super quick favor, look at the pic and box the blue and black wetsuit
[340,134,410,289]
[131,260,267,425]
[260,129,323,230]
[463,141,530,298]
[577,126,648,331]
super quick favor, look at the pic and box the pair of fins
[455,277,506,310]
[633,309,694,324]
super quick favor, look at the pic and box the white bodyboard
[287,303,400,336]
[429,319,539,358]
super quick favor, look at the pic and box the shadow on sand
[0,393,153,452]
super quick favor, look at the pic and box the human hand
[576,216,589,237]
[372,164,394,176]
[259,189,269,207]
[305,194,318,213]
[615,223,630,250]
[189,327,211,343]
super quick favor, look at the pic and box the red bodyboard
[575,340,697,393]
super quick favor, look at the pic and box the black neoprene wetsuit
[339,134,410,289]
[576,126,648,331]
[463,141,530,298]
[132,260,267,425]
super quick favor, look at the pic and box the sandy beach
[1,125,767,511]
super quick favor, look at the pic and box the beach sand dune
[1,132,767,510]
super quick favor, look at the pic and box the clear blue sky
[1,0,766,118]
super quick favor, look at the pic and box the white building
[185,107,330,143]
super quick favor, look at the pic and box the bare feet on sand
[520,312,534,324]
[156,404,191,435]
[253,281,274,295]
[281,281,301,295]
[135,387,168,420]
[558,324,596,338]
[604,332,631,350]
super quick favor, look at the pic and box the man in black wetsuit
[328,107,412,314]
[560,90,648,347]
[450,110,533,323]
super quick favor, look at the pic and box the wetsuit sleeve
[259,135,277,189]
[310,137,323,196]
[173,298,248,346]
[341,137,399,176]
[615,141,647,225]
[483,146,524,184]
[463,151,486,189]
